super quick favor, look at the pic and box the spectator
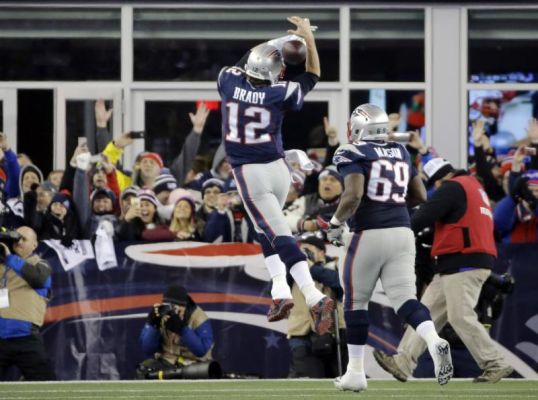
[153,174,178,206]
[46,170,64,191]
[472,119,506,202]
[136,285,214,379]
[494,157,538,243]
[98,102,209,189]
[22,182,56,230]
[186,152,231,192]
[118,186,139,220]
[37,192,80,245]
[204,186,257,243]
[169,195,201,241]
[195,178,225,238]
[288,234,347,378]
[0,226,55,380]
[115,189,170,241]
[293,165,343,234]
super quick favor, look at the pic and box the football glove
[326,223,344,247]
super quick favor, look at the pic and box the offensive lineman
[217,16,334,334]
[327,104,453,391]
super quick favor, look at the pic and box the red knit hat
[140,152,163,169]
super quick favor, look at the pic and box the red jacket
[432,175,497,258]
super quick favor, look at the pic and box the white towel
[94,221,118,271]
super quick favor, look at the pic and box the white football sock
[347,344,365,372]
[290,261,324,307]
[416,320,441,347]
[265,255,292,299]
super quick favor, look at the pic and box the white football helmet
[348,103,389,143]
[245,43,284,84]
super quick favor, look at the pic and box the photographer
[287,234,347,378]
[136,285,214,380]
[0,226,55,380]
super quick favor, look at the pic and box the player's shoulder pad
[332,143,367,166]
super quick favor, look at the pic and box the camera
[485,272,514,294]
[0,228,22,259]
[157,303,175,316]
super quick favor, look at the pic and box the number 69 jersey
[333,141,417,232]
[217,66,304,168]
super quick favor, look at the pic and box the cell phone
[130,197,141,208]
[524,146,537,156]
[128,131,145,139]
[196,100,220,111]
[77,136,87,146]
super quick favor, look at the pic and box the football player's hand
[326,223,344,247]
[287,16,314,42]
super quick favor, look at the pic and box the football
[282,40,307,65]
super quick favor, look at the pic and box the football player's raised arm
[333,173,364,223]
[406,175,427,208]
[287,16,320,78]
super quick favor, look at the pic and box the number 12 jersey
[333,141,417,232]
[217,66,304,168]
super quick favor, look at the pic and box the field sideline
[0,379,537,400]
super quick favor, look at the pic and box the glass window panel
[133,9,339,81]
[66,100,113,163]
[18,90,54,175]
[467,90,537,161]
[469,10,538,83]
[0,8,120,80]
[350,10,425,82]
[350,89,426,133]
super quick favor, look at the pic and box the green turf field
[0,379,536,400]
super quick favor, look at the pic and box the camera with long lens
[157,303,174,316]
[145,361,222,380]
[0,229,22,260]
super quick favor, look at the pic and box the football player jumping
[217,16,334,334]
[328,104,453,391]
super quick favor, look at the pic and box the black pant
[0,335,56,381]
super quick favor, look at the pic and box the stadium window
[469,10,538,83]
[350,9,425,82]
[133,9,339,81]
[0,8,121,81]
[467,90,538,162]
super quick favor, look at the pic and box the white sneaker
[334,370,367,392]
[429,339,453,385]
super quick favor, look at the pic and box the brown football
[282,40,307,65]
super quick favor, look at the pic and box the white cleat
[334,370,367,392]
[429,339,453,385]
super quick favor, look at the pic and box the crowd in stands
[0,101,537,250]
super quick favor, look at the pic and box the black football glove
[165,313,186,333]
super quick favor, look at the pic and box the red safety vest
[431,175,497,257]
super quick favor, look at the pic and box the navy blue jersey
[333,141,417,232]
[217,66,304,167]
